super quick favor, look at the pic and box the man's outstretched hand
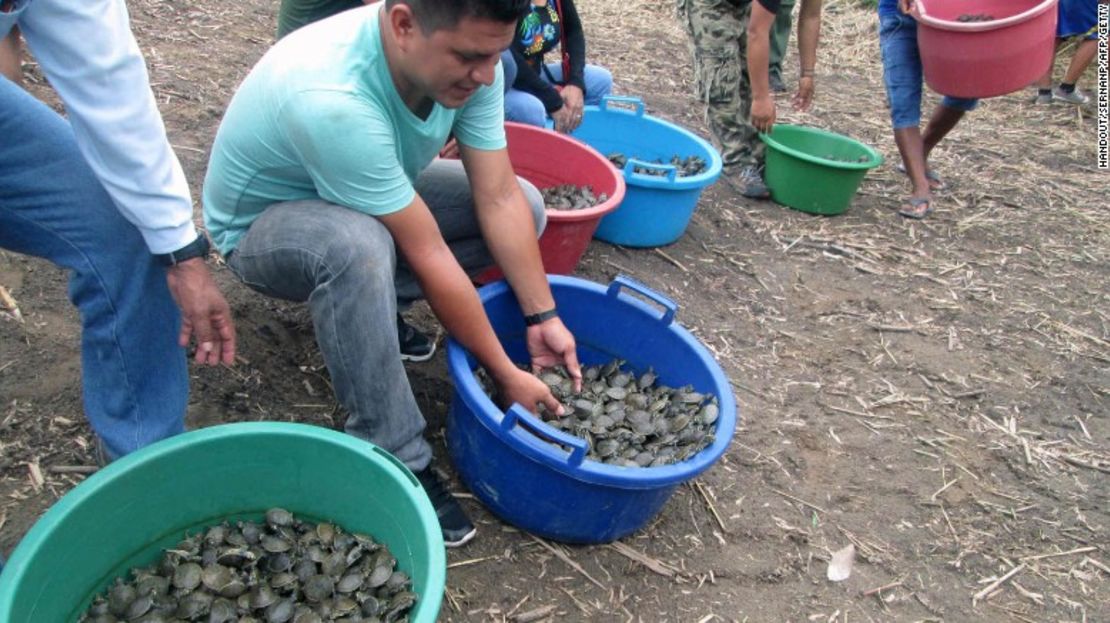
[526,317,582,393]
[166,258,236,366]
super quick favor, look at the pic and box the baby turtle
[540,183,608,211]
[607,153,708,177]
[476,359,720,467]
[78,510,416,623]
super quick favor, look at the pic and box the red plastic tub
[915,0,1058,99]
[477,123,625,282]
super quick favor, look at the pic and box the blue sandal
[896,164,947,191]
[898,197,933,220]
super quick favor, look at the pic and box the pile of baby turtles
[955,13,994,22]
[477,359,719,467]
[822,153,871,163]
[540,184,608,211]
[607,153,708,178]
[80,508,416,623]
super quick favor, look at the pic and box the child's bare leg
[922,104,967,161]
[1062,38,1097,86]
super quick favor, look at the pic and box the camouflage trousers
[678,0,764,170]
[277,0,362,38]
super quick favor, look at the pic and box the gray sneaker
[1052,87,1089,105]
[729,165,771,199]
[1032,91,1053,105]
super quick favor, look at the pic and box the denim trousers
[0,77,187,459]
[504,61,614,127]
[225,159,544,471]
[879,12,978,129]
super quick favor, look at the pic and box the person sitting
[879,0,977,219]
[503,0,612,133]
[1033,0,1098,106]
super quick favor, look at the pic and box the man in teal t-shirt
[203,0,583,547]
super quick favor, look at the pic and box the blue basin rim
[575,98,724,190]
[446,275,738,489]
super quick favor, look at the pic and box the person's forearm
[475,186,556,316]
[20,0,195,254]
[510,47,565,112]
[412,245,519,379]
[797,0,822,76]
[747,35,772,99]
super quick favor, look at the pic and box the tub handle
[607,275,677,326]
[624,158,678,183]
[502,404,587,467]
[599,95,646,118]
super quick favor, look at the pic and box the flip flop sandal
[895,164,947,191]
[898,197,933,220]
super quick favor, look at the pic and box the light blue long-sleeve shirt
[1,0,196,253]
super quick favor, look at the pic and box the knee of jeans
[585,65,613,103]
[322,222,397,285]
[940,96,978,112]
[506,93,548,127]
[500,50,517,91]
[890,109,921,130]
[883,78,923,129]
[519,178,547,236]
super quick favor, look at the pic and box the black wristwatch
[154,233,211,266]
[524,308,559,326]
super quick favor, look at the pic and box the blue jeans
[503,60,614,127]
[879,12,978,129]
[0,77,187,459]
[500,50,516,94]
[225,159,544,471]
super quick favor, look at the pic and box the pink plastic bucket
[915,0,1058,98]
[476,122,625,282]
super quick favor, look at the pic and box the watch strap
[524,308,558,326]
[155,234,210,266]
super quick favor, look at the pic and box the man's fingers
[197,341,217,365]
[563,350,583,392]
[188,312,219,365]
[542,391,565,417]
[178,319,193,349]
[214,312,237,365]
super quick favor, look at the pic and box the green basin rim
[760,125,884,170]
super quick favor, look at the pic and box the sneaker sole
[444,526,477,548]
[400,342,436,363]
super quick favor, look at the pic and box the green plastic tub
[0,423,445,622]
[761,124,883,215]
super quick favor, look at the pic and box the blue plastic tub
[445,275,737,543]
[568,96,722,248]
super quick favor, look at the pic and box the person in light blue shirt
[203,0,584,547]
[0,0,236,462]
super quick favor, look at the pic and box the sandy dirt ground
[1,0,1107,621]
